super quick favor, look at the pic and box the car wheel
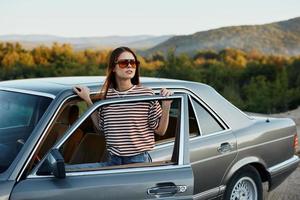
[224,166,263,200]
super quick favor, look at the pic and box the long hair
[98,47,140,99]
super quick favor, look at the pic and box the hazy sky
[0,0,299,37]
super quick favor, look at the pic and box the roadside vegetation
[0,42,299,113]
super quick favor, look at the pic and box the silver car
[0,76,298,200]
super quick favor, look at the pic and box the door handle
[147,184,187,197]
[217,142,234,153]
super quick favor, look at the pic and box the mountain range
[145,17,300,56]
[0,35,173,50]
[1,17,300,56]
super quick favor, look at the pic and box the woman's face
[113,51,136,80]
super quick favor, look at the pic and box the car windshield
[0,90,52,173]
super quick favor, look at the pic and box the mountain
[0,35,173,50]
[144,17,300,56]
[2,17,300,55]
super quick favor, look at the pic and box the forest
[0,42,299,113]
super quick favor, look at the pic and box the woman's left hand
[160,88,173,109]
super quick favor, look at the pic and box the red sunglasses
[115,59,140,68]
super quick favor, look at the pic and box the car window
[154,99,179,144]
[35,97,183,175]
[36,97,91,161]
[155,96,200,145]
[188,98,200,137]
[190,97,224,135]
[0,92,36,128]
[0,90,52,173]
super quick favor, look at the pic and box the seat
[60,104,84,162]
[155,116,177,143]
[38,104,84,160]
[62,128,84,162]
[38,123,68,158]
[69,133,106,164]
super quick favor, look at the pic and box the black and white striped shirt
[98,85,162,156]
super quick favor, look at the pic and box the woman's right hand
[73,85,93,105]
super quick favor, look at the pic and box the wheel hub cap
[230,177,257,200]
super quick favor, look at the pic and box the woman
[73,46,172,166]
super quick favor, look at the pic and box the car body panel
[189,131,237,195]
[0,181,15,200]
[11,166,194,200]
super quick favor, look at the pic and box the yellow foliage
[194,58,206,65]
[137,55,162,70]
[32,46,51,65]
[75,52,88,65]
[51,43,73,58]
[19,52,35,67]
[1,51,19,67]
[96,50,110,65]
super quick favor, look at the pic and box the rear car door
[10,94,194,200]
[188,95,237,199]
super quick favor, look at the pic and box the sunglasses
[115,59,140,68]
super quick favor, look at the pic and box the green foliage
[244,76,272,113]
[156,50,203,81]
[0,42,300,113]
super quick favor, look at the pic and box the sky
[0,0,299,37]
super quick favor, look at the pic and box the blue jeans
[107,152,151,166]
[65,152,151,171]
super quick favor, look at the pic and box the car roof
[0,76,199,96]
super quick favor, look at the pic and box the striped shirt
[98,85,162,156]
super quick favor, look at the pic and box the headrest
[56,104,79,125]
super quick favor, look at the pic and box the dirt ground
[264,107,300,200]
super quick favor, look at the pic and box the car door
[188,95,237,199]
[10,94,194,200]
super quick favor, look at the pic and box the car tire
[223,165,263,200]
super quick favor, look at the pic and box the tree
[243,76,272,113]
[1,51,19,68]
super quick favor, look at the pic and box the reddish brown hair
[98,47,140,99]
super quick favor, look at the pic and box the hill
[144,17,300,56]
[0,35,173,50]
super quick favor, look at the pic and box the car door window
[190,97,224,135]
[70,98,179,169]
[155,95,200,145]
[188,98,200,137]
[154,99,179,144]
[34,95,185,176]
[35,97,90,161]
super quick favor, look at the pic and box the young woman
[73,47,172,166]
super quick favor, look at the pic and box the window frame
[29,94,189,178]
[189,95,225,136]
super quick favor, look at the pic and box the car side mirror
[37,149,66,179]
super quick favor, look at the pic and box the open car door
[10,94,194,200]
